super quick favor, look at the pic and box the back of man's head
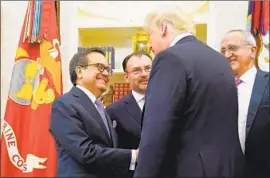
[144,5,196,35]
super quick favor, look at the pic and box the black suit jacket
[134,36,244,178]
[245,70,270,178]
[106,92,142,149]
[49,86,131,178]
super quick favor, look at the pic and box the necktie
[139,97,145,111]
[95,99,110,136]
[235,78,242,86]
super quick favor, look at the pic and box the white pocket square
[112,120,117,128]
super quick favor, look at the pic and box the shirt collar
[132,90,145,103]
[239,66,257,84]
[76,85,97,103]
[169,32,193,47]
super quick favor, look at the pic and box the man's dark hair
[122,50,153,72]
[69,47,106,86]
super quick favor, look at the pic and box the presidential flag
[1,1,62,176]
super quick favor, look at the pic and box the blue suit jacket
[106,92,142,178]
[106,92,142,149]
[245,70,270,178]
[134,36,244,178]
[49,86,131,178]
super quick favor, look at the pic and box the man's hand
[136,149,139,162]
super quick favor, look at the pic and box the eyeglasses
[126,66,152,75]
[220,44,251,55]
[82,63,113,76]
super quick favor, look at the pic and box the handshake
[135,149,139,162]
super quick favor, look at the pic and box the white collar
[76,85,97,103]
[132,90,145,103]
[239,66,257,85]
[169,32,193,47]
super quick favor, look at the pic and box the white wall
[211,1,248,50]
[1,1,248,120]
[1,1,28,119]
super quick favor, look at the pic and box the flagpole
[55,0,61,44]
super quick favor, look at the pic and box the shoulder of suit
[106,94,131,111]
[52,91,76,106]
[257,69,269,77]
[106,97,123,110]
[153,49,185,67]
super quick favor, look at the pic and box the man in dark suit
[134,6,244,178]
[106,51,152,178]
[221,29,270,178]
[49,48,138,178]
[107,51,152,149]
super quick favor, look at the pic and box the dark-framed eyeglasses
[82,63,113,76]
[126,66,152,75]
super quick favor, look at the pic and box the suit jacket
[245,70,270,178]
[50,86,132,178]
[106,92,142,149]
[106,93,142,178]
[134,36,244,178]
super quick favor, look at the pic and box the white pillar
[60,1,79,92]
[207,1,217,51]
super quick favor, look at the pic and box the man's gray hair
[226,29,257,46]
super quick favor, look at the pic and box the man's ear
[160,24,167,38]
[76,66,83,80]
[124,72,129,83]
[250,46,257,59]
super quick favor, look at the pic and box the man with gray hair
[134,5,244,178]
[50,48,138,177]
[221,30,270,178]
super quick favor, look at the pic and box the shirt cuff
[129,150,137,170]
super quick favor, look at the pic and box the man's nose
[141,69,149,76]
[102,69,109,76]
[224,50,232,58]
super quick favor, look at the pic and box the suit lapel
[246,70,268,136]
[105,112,117,148]
[123,93,142,126]
[70,87,113,146]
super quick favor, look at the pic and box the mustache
[138,77,149,83]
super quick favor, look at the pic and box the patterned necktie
[235,78,242,86]
[95,99,110,136]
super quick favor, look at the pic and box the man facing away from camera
[49,48,138,178]
[221,30,270,178]
[134,5,244,178]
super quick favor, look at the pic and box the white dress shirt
[169,32,193,47]
[132,90,145,111]
[76,85,137,170]
[237,66,257,153]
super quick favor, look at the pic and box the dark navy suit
[106,93,142,149]
[106,92,142,178]
[134,36,244,178]
[50,86,132,178]
[244,69,270,178]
